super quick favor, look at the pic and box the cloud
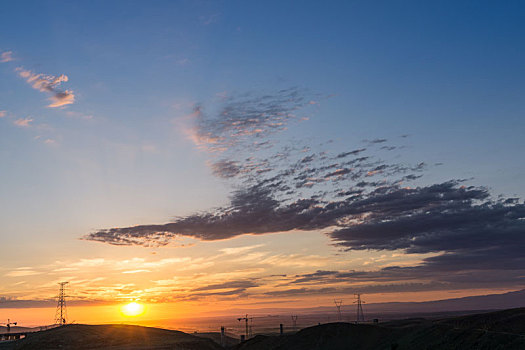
[86,177,525,290]
[16,67,75,108]
[13,117,33,127]
[199,13,220,25]
[44,138,57,145]
[48,90,75,107]
[192,280,258,292]
[365,138,388,144]
[85,88,525,292]
[210,160,242,178]
[0,51,13,63]
[0,110,6,118]
[5,269,40,277]
[184,88,317,152]
[220,244,265,255]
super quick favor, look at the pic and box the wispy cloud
[184,88,317,153]
[16,67,75,108]
[199,13,220,25]
[0,110,6,118]
[0,51,13,63]
[13,117,33,127]
[5,268,40,277]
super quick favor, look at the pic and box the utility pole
[354,294,365,323]
[334,299,343,321]
[54,282,69,325]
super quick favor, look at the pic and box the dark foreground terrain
[0,308,523,349]
[0,324,222,350]
[234,308,525,350]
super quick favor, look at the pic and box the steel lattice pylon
[334,299,343,321]
[54,282,69,325]
[354,293,365,323]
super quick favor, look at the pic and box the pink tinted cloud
[16,67,75,108]
[0,51,13,63]
[14,117,33,127]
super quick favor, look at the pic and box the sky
[0,0,524,327]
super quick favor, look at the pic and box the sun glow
[120,302,145,317]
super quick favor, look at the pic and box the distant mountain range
[362,289,525,315]
[219,289,525,318]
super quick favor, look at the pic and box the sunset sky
[1,1,524,327]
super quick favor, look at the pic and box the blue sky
[0,0,524,324]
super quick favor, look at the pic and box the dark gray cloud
[85,88,525,292]
[336,148,366,158]
[86,176,525,290]
[264,287,337,297]
[263,282,459,297]
[210,160,241,178]
[192,280,258,292]
[364,138,388,144]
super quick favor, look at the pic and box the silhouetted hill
[0,324,222,350]
[0,326,37,335]
[195,332,239,347]
[436,307,525,334]
[232,308,525,350]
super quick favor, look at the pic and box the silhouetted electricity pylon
[354,294,365,323]
[334,299,343,321]
[54,282,69,325]
[291,315,298,331]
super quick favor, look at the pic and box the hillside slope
[233,308,525,350]
[0,324,222,350]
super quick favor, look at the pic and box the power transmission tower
[54,282,69,325]
[334,299,343,321]
[291,315,298,331]
[354,294,365,323]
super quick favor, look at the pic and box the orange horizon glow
[0,287,519,328]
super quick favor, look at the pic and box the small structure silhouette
[2,319,17,333]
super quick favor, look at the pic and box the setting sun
[120,302,145,317]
